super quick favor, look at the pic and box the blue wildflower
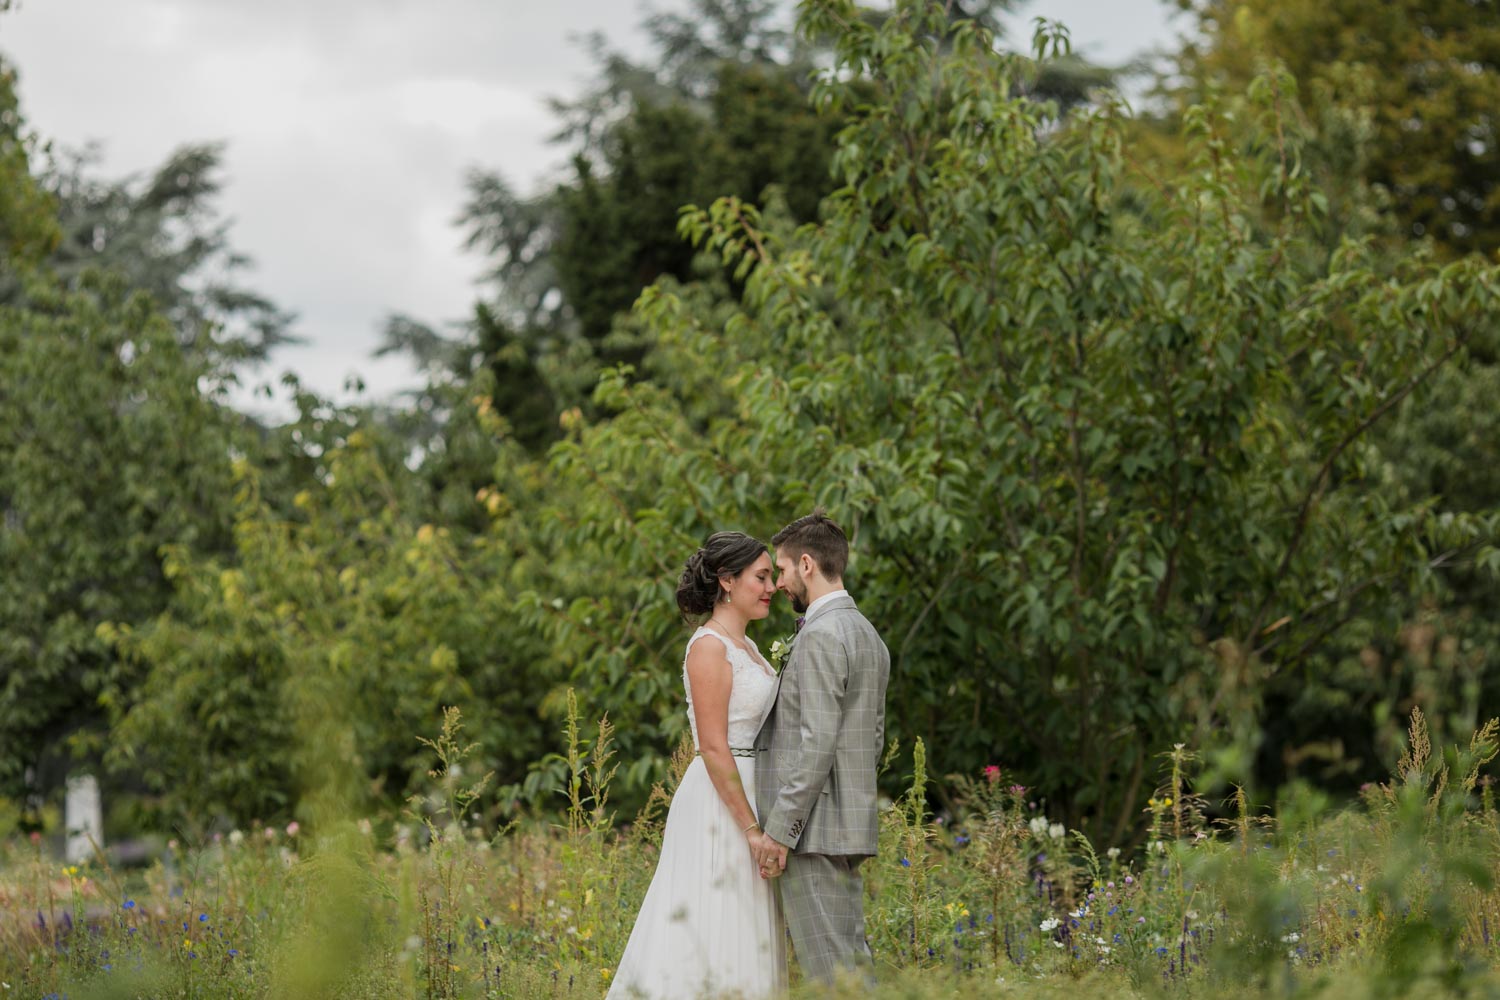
[198,913,209,922]
[900,858,911,868]
[123,899,136,910]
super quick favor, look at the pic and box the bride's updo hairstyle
[676,531,768,618]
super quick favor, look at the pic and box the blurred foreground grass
[4,706,1500,999]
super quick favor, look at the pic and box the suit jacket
[754,593,890,857]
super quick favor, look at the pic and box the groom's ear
[799,551,817,578]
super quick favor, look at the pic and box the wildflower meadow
[4,705,1500,999]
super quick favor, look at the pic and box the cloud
[2,0,662,415]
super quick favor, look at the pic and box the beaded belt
[696,748,758,758]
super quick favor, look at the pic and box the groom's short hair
[772,509,848,581]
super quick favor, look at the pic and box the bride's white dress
[607,627,788,999]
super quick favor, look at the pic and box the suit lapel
[755,595,858,740]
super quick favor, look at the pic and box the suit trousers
[778,853,875,985]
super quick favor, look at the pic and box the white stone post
[65,773,103,864]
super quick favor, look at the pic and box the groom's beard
[788,576,809,614]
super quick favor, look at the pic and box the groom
[750,510,891,984]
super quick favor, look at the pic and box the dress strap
[694,626,748,655]
[686,626,734,658]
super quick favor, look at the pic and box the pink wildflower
[983,765,1002,783]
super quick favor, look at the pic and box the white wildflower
[1106,847,1121,859]
[1049,822,1065,840]
[1039,917,1061,932]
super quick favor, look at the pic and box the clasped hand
[747,830,788,879]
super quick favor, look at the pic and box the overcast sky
[2,0,1182,419]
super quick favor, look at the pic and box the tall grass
[4,704,1500,998]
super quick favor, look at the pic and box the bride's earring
[721,590,732,605]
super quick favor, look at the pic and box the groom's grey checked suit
[754,593,890,983]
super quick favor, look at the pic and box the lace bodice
[683,627,779,750]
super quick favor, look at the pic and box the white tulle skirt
[608,755,787,999]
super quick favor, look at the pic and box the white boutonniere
[769,635,794,670]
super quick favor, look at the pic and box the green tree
[515,0,1500,841]
[381,0,1111,521]
[0,39,320,815]
[1149,0,1500,786]
[34,143,296,362]
[378,0,848,457]
[0,57,59,271]
[107,423,558,826]
[1171,0,1500,257]
[0,272,240,800]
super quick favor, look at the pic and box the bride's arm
[685,642,761,841]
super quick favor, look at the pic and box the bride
[607,531,788,999]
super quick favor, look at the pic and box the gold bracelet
[742,821,760,833]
